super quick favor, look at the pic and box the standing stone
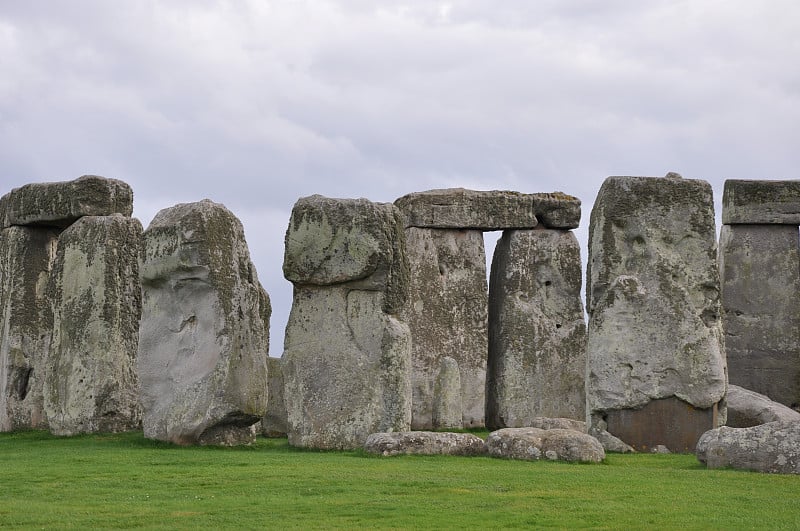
[261,357,288,438]
[432,357,462,429]
[0,226,59,431]
[138,200,270,446]
[586,175,726,452]
[400,227,487,428]
[486,229,586,429]
[45,216,142,435]
[282,195,411,450]
[719,224,800,409]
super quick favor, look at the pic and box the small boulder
[364,431,487,456]
[726,385,800,428]
[697,421,800,474]
[487,427,605,463]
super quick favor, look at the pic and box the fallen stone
[719,224,800,409]
[138,200,270,446]
[586,176,726,451]
[395,188,581,230]
[487,427,605,463]
[0,226,59,431]
[525,417,634,453]
[588,427,635,454]
[1,175,133,229]
[722,179,800,225]
[486,228,586,429]
[364,431,487,456]
[432,357,462,429]
[697,421,800,474]
[45,215,142,435]
[726,385,800,428]
[262,357,288,438]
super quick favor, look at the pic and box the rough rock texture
[432,356,462,429]
[486,229,586,429]
[487,427,605,462]
[364,431,487,456]
[523,417,634,453]
[588,426,635,453]
[719,225,800,409]
[1,175,133,229]
[261,357,288,437]
[726,385,800,428]
[395,188,581,230]
[0,226,59,431]
[400,227,487,429]
[697,421,800,474]
[282,196,412,450]
[722,179,800,225]
[45,216,142,435]
[586,176,726,451]
[138,200,270,446]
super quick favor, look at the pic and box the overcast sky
[2,1,798,356]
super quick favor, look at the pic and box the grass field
[2,430,800,529]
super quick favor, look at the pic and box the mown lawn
[1,430,799,529]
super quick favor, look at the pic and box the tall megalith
[586,175,726,452]
[282,195,411,450]
[138,200,270,446]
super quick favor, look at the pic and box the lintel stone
[722,179,800,225]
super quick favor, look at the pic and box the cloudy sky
[2,1,798,355]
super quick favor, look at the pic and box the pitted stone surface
[400,227,487,429]
[395,188,581,230]
[697,421,800,474]
[138,200,270,446]
[364,431,487,456]
[1,175,133,229]
[524,417,634,453]
[487,427,605,462]
[719,224,800,408]
[486,229,586,429]
[432,357,462,429]
[726,385,800,428]
[586,176,726,448]
[722,179,800,224]
[0,226,59,431]
[261,357,288,437]
[45,216,142,435]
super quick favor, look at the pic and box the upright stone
[0,226,59,431]
[45,216,143,435]
[432,357,462,429]
[282,195,411,450]
[486,229,587,429]
[261,357,288,438]
[719,224,800,409]
[138,200,270,445]
[586,175,726,452]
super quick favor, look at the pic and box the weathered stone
[1,175,133,229]
[697,421,800,474]
[282,196,411,450]
[400,227,487,429]
[44,216,142,435]
[432,357,462,429]
[719,225,800,409]
[726,385,800,428]
[364,431,487,456]
[395,188,581,230]
[487,427,605,463]
[262,357,288,437]
[0,226,59,431]
[722,179,800,225]
[586,176,726,451]
[486,229,586,429]
[588,426,635,454]
[138,200,270,446]
[521,417,634,453]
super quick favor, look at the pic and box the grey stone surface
[520,417,634,453]
[0,226,59,431]
[486,229,586,429]
[487,427,605,462]
[432,357,462,429]
[138,200,270,446]
[282,196,412,450]
[722,179,800,224]
[262,357,288,437]
[364,431,487,456]
[45,216,142,435]
[395,188,581,230]
[588,426,635,453]
[400,227,487,429]
[586,176,726,448]
[719,224,800,409]
[697,421,800,474]
[1,175,133,229]
[726,385,800,428]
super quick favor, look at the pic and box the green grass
[2,431,799,529]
